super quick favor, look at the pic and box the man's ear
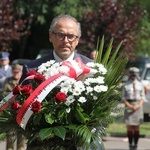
[75,37,80,46]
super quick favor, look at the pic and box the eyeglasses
[52,32,78,42]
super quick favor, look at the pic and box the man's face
[12,68,22,80]
[49,18,80,60]
[90,51,98,59]
[0,59,10,66]
[129,72,138,80]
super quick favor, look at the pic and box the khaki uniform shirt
[122,79,145,101]
[3,77,18,96]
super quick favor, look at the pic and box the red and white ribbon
[0,92,14,111]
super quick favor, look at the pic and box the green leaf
[39,128,53,140]
[45,113,54,124]
[33,113,42,125]
[96,36,128,93]
[53,126,66,140]
[107,41,123,69]
[95,36,104,63]
[75,125,92,149]
[75,107,87,123]
[102,38,113,66]
[65,124,77,130]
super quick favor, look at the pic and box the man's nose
[63,36,69,42]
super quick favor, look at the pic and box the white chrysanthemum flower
[45,60,55,67]
[94,85,102,92]
[99,85,108,92]
[46,60,55,66]
[60,78,75,88]
[89,68,98,75]
[86,86,93,93]
[74,81,85,92]
[52,62,60,68]
[38,64,49,73]
[86,62,107,75]
[73,87,82,96]
[38,68,45,74]
[60,87,69,93]
[99,67,107,75]
[43,67,59,78]
[93,85,108,93]
[95,76,105,84]
[86,62,96,67]
[68,87,74,93]
[84,78,95,85]
[38,60,56,71]
[96,64,107,74]
[78,96,87,103]
[65,95,75,106]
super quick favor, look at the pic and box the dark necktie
[133,83,136,99]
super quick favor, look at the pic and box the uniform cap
[12,64,23,71]
[0,52,9,60]
[129,67,140,73]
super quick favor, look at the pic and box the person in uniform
[0,52,12,100]
[122,67,145,150]
[3,64,26,150]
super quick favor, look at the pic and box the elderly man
[20,14,103,150]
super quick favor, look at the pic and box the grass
[106,122,150,136]
[0,133,6,141]
[1,122,150,140]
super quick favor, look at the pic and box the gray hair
[49,14,81,37]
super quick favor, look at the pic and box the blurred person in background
[0,52,12,100]
[90,50,98,60]
[122,67,145,150]
[3,64,26,150]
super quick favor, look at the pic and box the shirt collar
[3,65,9,70]
[53,50,74,62]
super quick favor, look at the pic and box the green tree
[0,0,31,54]
[135,0,150,57]
[53,0,149,59]
[11,0,59,59]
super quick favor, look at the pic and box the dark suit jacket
[20,50,93,83]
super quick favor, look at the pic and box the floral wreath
[0,57,109,148]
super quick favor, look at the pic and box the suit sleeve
[19,64,29,84]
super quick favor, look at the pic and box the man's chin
[59,52,71,60]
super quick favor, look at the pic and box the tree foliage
[0,0,32,52]
[135,0,150,56]
[78,0,146,58]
